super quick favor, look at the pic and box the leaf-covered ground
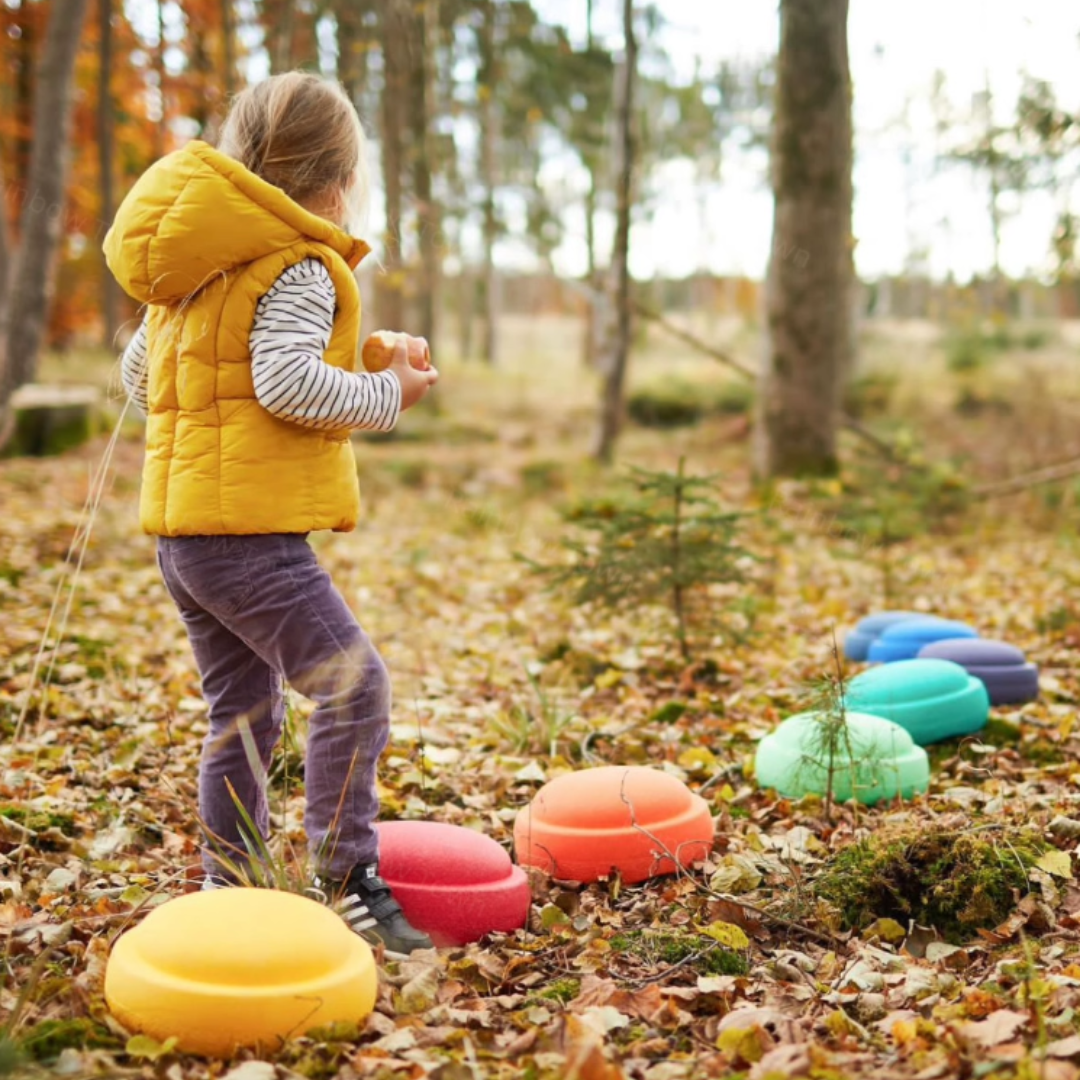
[4,336,1080,1080]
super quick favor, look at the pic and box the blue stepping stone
[843,610,924,662]
[867,617,978,663]
[917,639,1039,706]
[755,710,930,804]
[845,658,989,745]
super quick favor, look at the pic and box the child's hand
[365,331,438,409]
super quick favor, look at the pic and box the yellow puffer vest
[104,141,371,536]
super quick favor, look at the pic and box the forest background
[3,2,1080,1079]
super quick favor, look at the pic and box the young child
[104,72,439,955]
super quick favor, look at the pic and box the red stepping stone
[377,821,531,947]
[513,766,714,884]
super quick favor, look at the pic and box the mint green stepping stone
[755,711,930,804]
[845,658,989,746]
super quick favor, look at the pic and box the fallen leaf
[578,1006,631,1036]
[954,1008,1028,1048]
[749,1043,812,1079]
[863,917,906,944]
[222,1063,278,1080]
[702,920,750,950]
[125,1035,178,1060]
[1046,1036,1080,1060]
[1039,849,1074,879]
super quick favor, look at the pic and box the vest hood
[104,141,371,305]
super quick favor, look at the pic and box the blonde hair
[217,72,369,233]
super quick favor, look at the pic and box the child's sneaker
[315,863,434,956]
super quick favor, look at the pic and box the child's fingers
[405,335,430,371]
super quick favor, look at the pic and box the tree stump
[5,384,103,457]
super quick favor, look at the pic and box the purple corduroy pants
[156,533,389,881]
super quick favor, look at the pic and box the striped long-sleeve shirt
[120,258,401,432]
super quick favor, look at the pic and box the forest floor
[4,315,1080,1079]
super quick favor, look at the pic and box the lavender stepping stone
[917,639,1038,705]
[867,617,978,663]
[844,610,923,662]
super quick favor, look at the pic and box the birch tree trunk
[754,0,853,478]
[4,0,92,400]
[592,0,636,464]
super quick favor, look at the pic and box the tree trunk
[592,0,636,464]
[4,0,92,400]
[754,0,852,478]
[268,0,295,74]
[411,0,439,347]
[457,266,474,361]
[377,0,407,331]
[98,0,119,348]
[0,162,12,448]
[334,0,374,106]
[221,0,236,97]
[153,0,167,159]
[13,3,35,190]
[580,163,602,367]
[477,0,499,365]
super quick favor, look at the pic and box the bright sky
[536,0,1080,282]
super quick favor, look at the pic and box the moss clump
[814,826,1045,942]
[19,1018,118,1061]
[983,717,1022,747]
[0,805,76,835]
[531,978,580,1005]
[610,929,750,977]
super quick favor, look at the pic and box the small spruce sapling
[798,638,862,824]
[527,458,753,662]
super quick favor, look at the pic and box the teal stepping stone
[755,711,930,804]
[845,658,989,745]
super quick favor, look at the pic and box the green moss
[814,826,1045,942]
[983,717,1022,746]
[520,460,567,495]
[532,978,580,1005]
[7,400,101,459]
[1020,738,1068,766]
[651,701,688,725]
[610,929,750,976]
[0,805,76,835]
[627,380,756,430]
[19,1018,118,1061]
[0,1035,24,1077]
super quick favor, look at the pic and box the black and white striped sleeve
[120,316,150,414]
[250,258,401,432]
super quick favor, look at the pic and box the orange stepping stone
[513,765,714,884]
